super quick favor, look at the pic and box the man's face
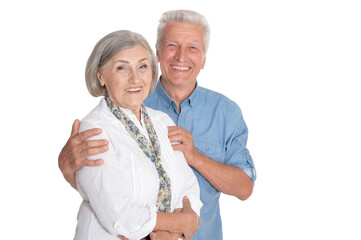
[157,22,206,89]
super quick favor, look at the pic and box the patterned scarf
[105,95,172,212]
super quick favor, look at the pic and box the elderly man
[59,10,256,240]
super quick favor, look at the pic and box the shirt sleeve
[224,103,257,182]
[76,121,157,240]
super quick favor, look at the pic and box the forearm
[154,204,199,239]
[153,212,185,234]
[191,152,253,200]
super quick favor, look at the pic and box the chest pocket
[194,138,225,163]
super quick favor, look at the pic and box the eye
[140,64,148,69]
[189,46,199,52]
[117,66,125,71]
[167,43,177,48]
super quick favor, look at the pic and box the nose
[128,68,138,83]
[175,46,186,62]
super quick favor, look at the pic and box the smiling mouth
[171,65,191,71]
[126,87,142,92]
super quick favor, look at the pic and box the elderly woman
[74,30,202,240]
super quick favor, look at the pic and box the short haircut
[156,9,210,55]
[85,30,158,97]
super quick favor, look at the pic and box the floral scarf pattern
[105,95,172,212]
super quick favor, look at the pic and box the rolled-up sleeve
[224,104,256,182]
[76,121,157,240]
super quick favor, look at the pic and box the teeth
[172,66,190,71]
[126,87,141,92]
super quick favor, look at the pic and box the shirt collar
[154,76,200,109]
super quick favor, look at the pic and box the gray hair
[156,9,210,55]
[85,30,158,97]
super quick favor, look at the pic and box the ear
[96,69,105,86]
[156,46,160,63]
[201,56,206,69]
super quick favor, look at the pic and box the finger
[167,126,183,136]
[182,196,192,210]
[167,126,180,131]
[84,158,104,167]
[172,144,184,152]
[168,134,183,143]
[83,139,109,148]
[76,128,103,142]
[117,235,128,240]
[71,119,81,137]
[79,145,109,158]
[174,208,183,213]
[149,232,156,240]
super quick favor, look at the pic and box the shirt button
[166,105,170,108]
[179,116,183,120]
[205,147,209,151]
[114,223,121,230]
[191,104,194,108]
[172,102,175,106]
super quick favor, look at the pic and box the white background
[1,0,360,239]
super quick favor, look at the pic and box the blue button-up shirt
[144,78,256,240]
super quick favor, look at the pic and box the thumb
[149,232,156,240]
[71,119,81,137]
[182,196,192,210]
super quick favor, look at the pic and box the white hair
[85,30,158,97]
[156,9,210,55]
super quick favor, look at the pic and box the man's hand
[149,231,181,240]
[58,119,108,189]
[148,209,183,240]
[118,232,156,240]
[167,126,200,166]
[180,196,200,240]
[119,231,181,240]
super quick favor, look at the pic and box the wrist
[155,212,185,234]
[61,165,75,178]
[189,150,204,169]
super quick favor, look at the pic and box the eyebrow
[165,39,202,47]
[113,58,149,64]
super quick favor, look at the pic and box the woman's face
[97,45,152,115]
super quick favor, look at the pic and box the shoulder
[145,90,157,101]
[79,99,115,133]
[198,86,242,113]
[79,105,102,132]
[146,107,175,126]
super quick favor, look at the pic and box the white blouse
[74,99,202,240]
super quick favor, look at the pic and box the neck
[132,108,142,122]
[161,78,196,111]
[107,95,142,122]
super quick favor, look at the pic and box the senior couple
[59,9,256,240]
